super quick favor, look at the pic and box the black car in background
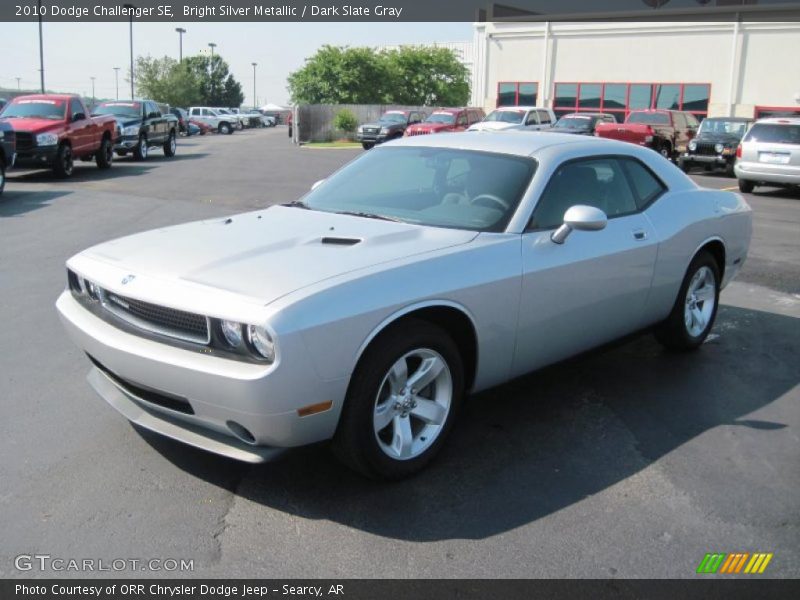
[679,117,753,176]
[356,110,426,149]
[92,100,178,160]
[0,121,14,195]
[551,112,618,135]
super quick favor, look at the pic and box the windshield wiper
[335,210,405,223]
[280,200,311,209]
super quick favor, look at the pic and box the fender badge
[121,274,136,285]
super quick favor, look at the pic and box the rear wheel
[655,251,720,351]
[658,143,673,161]
[95,136,113,169]
[53,144,74,178]
[133,134,148,160]
[163,130,176,157]
[333,319,464,480]
[738,179,755,193]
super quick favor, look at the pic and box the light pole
[208,43,217,102]
[124,3,135,99]
[90,77,96,104]
[15,77,21,91]
[251,62,257,109]
[113,67,120,100]
[37,0,45,92]
[175,27,186,61]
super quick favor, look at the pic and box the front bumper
[735,161,800,185]
[356,131,388,143]
[14,146,58,167]
[114,135,140,151]
[680,153,732,168]
[56,291,348,462]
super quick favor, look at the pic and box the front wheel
[654,251,720,351]
[333,319,464,480]
[219,122,232,135]
[0,161,5,195]
[95,136,113,169]
[738,179,755,193]
[361,142,374,150]
[163,131,176,157]
[53,144,74,178]
[658,143,673,161]
[133,134,148,160]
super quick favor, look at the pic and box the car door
[512,155,659,377]
[523,110,540,131]
[147,102,166,143]
[453,111,468,132]
[68,97,91,154]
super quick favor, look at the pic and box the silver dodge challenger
[56,132,752,479]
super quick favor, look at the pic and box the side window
[673,112,686,130]
[538,110,552,125]
[201,109,210,116]
[686,113,699,129]
[69,98,83,119]
[525,111,539,126]
[530,158,639,230]
[456,113,467,127]
[619,158,666,210]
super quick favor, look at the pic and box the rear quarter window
[620,158,667,210]
[744,123,800,145]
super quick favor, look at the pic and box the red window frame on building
[754,106,800,118]
[496,82,539,107]
[552,82,711,122]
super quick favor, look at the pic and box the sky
[0,22,473,106]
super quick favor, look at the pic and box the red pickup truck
[0,94,118,177]
[594,109,699,160]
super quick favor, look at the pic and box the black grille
[102,290,209,343]
[87,354,195,415]
[694,142,721,156]
[14,131,34,153]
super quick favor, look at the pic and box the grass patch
[303,141,362,149]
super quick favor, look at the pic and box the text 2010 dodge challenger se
[56,132,752,479]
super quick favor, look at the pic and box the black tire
[658,142,673,161]
[679,159,691,173]
[95,136,113,169]
[361,142,374,150]
[163,130,177,157]
[738,179,755,193]
[288,125,292,138]
[333,319,464,480]
[654,251,720,352]
[218,122,232,135]
[116,150,128,157]
[133,134,148,161]
[724,162,735,178]
[0,160,5,195]
[53,144,74,178]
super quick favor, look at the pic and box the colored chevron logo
[696,552,773,574]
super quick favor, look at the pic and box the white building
[471,21,800,121]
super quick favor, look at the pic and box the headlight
[122,125,140,136]
[380,127,390,134]
[357,125,364,132]
[688,141,697,151]
[221,320,244,347]
[715,143,725,153]
[247,325,276,363]
[36,133,59,146]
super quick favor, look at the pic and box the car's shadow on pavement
[138,305,799,541]
[8,164,157,183]
[0,190,74,217]
[114,152,210,163]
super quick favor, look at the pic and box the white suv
[187,107,237,135]
[735,117,800,192]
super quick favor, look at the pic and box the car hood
[469,121,519,131]
[0,117,63,134]
[695,132,742,144]
[81,206,478,305]
[113,117,142,129]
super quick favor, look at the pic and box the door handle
[633,229,647,241]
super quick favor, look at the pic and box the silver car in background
[468,106,557,132]
[735,117,800,192]
[56,133,752,480]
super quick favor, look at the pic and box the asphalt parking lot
[1,128,798,578]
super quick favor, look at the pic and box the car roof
[703,116,753,122]
[12,94,77,102]
[561,112,611,117]
[754,117,800,125]
[491,106,537,111]
[385,130,624,157]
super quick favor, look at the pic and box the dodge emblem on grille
[121,274,136,285]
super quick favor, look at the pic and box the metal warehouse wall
[472,21,800,118]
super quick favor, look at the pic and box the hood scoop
[320,236,361,246]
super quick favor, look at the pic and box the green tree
[287,45,390,104]
[287,45,470,106]
[135,54,244,107]
[383,46,470,106]
[184,54,245,106]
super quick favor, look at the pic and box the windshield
[1,99,65,120]
[698,119,749,138]
[93,102,142,118]
[484,110,525,124]
[554,116,595,130]
[627,112,671,125]
[425,113,456,125]
[744,123,800,145]
[301,147,536,232]
[380,113,407,124]
[217,109,232,115]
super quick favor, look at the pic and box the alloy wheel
[684,265,716,337]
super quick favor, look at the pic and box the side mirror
[72,112,86,122]
[551,205,607,244]
[311,179,325,191]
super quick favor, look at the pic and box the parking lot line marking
[721,186,739,191]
